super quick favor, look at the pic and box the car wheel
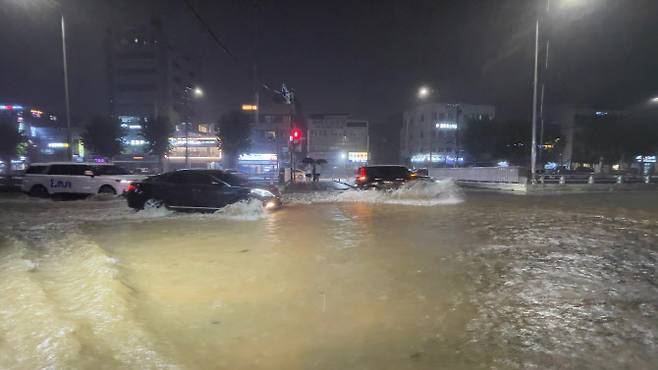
[98,185,117,195]
[143,198,164,210]
[29,185,49,198]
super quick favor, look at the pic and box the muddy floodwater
[1,182,657,370]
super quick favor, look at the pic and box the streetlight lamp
[183,86,204,169]
[417,86,431,100]
[414,85,435,167]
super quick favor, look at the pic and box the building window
[265,131,276,141]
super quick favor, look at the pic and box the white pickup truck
[22,162,146,197]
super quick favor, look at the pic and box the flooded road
[1,183,657,369]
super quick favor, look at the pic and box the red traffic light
[291,128,302,141]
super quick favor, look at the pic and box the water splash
[286,179,464,206]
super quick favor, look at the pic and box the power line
[182,0,238,62]
[182,0,290,101]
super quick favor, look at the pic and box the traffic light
[290,128,302,143]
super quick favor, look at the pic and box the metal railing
[537,174,657,185]
[429,166,528,184]
[428,166,658,186]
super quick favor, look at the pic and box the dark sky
[1,0,657,123]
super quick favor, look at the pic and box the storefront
[237,153,278,180]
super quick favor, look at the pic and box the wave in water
[285,179,464,206]
[0,233,180,370]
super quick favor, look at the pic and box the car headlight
[250,188,274,198]
[120,179,132,184]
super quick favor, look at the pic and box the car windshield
[2,1,658,369]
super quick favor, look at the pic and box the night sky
[1,0,657,123]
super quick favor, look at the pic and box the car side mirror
[84,170,95,177]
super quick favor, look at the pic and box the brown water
[1,186,657,369]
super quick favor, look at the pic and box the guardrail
[537,174,657,185]
[428,166,658,186]
[429,166,528,183]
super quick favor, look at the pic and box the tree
[573,113,658,169]
[217,110,251,169]
[462,117,530,166]
[0,114,26,174]
[81,115,124,158]
[142,115,174,169]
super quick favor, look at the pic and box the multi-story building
[0,103,79,169]
[107,17,199,168]
[400,102,495,167]
[307,113,369,178]
[167,122,220,170]
[239,105,297,180]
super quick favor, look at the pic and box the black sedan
[125,169,281,211]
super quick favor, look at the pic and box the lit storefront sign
[435,122,458,130]
[47,142,69,148]
[348,152,368,162]
[411,153,464,163]
[239,153,277,161]
[241,104,258,111]
[635,155,656,163]
[169,137,218,146]
[0,105,24,110]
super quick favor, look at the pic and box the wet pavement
[1,183,657,369]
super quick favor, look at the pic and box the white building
[307,114,369,178]
[400,102,495,167]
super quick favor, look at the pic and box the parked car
[22,162,146,197]
[355,165,423,190]
[125,169,282,211]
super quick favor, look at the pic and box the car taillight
[357,167,367,182]
[126,183,137,192]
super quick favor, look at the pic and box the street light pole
[60,13,73,161]
[531,18,540,182]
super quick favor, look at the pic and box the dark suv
[355,165,419,190]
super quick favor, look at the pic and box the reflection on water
[0,190,657,369]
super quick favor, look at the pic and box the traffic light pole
[289,113,294,183]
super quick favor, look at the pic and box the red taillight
[356,167,367,182]
[126,183,137,192]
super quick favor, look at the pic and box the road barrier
[429,166,528,183]
[428,166,658,193]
